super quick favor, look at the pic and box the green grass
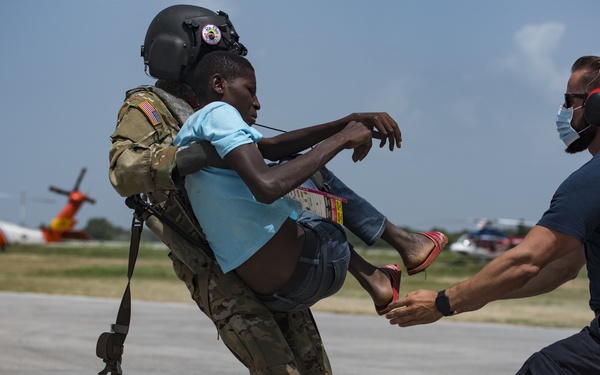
[0,243,593,328]
[319,247,592,328]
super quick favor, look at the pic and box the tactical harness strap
[96,194,209,374]
[95,196,145,375]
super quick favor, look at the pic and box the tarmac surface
[0,291,580,375]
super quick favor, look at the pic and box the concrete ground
[0,292,579,374]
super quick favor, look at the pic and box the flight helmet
[141,4,247,81]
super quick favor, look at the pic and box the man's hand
[353,112,401,151]
[385,289,443,327]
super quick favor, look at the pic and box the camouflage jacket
[110,81,196,197]
[108,81,220,267]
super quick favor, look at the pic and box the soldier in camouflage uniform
[109,5,330,374]
[109,5,446,374]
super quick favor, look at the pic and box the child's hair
[193,50,254,100]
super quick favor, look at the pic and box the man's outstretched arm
[384,225,582,327]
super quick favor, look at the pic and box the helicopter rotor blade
[73,168,87,192]
[49,186,71,196]
[496,218,537,227]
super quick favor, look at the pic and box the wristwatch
[435,290,455,316]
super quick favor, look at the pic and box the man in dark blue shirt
[384,55,600,374]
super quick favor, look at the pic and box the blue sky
[0,0,598,233]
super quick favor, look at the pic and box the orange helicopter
[0,168,95,249]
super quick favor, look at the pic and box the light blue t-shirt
[173,102,300,273]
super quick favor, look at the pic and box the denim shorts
[257,212,351,312]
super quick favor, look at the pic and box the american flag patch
[137,100,163,126]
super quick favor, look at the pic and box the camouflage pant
[147,215,332,374]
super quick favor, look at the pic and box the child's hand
[353,112,401,151]
[338,121,372,161]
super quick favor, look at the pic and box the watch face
[436,290,453,316]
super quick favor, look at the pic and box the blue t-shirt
[173,102,300,273]
[537,152,600,311]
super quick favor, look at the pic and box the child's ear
[211,74,225,95]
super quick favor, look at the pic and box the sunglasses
[564,93,587,108]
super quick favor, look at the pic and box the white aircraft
[449,218,536,260]
[0,168,95,250]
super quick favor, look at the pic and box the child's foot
[374,264,401,315]
[405,232,447,276]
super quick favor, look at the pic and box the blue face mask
[555,106,589,146]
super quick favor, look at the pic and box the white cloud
[497,22,568,98]
[515,23,564,57]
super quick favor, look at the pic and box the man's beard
[566,119,597,154]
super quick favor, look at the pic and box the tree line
[84,218,460,246]
[84,218,159,242]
